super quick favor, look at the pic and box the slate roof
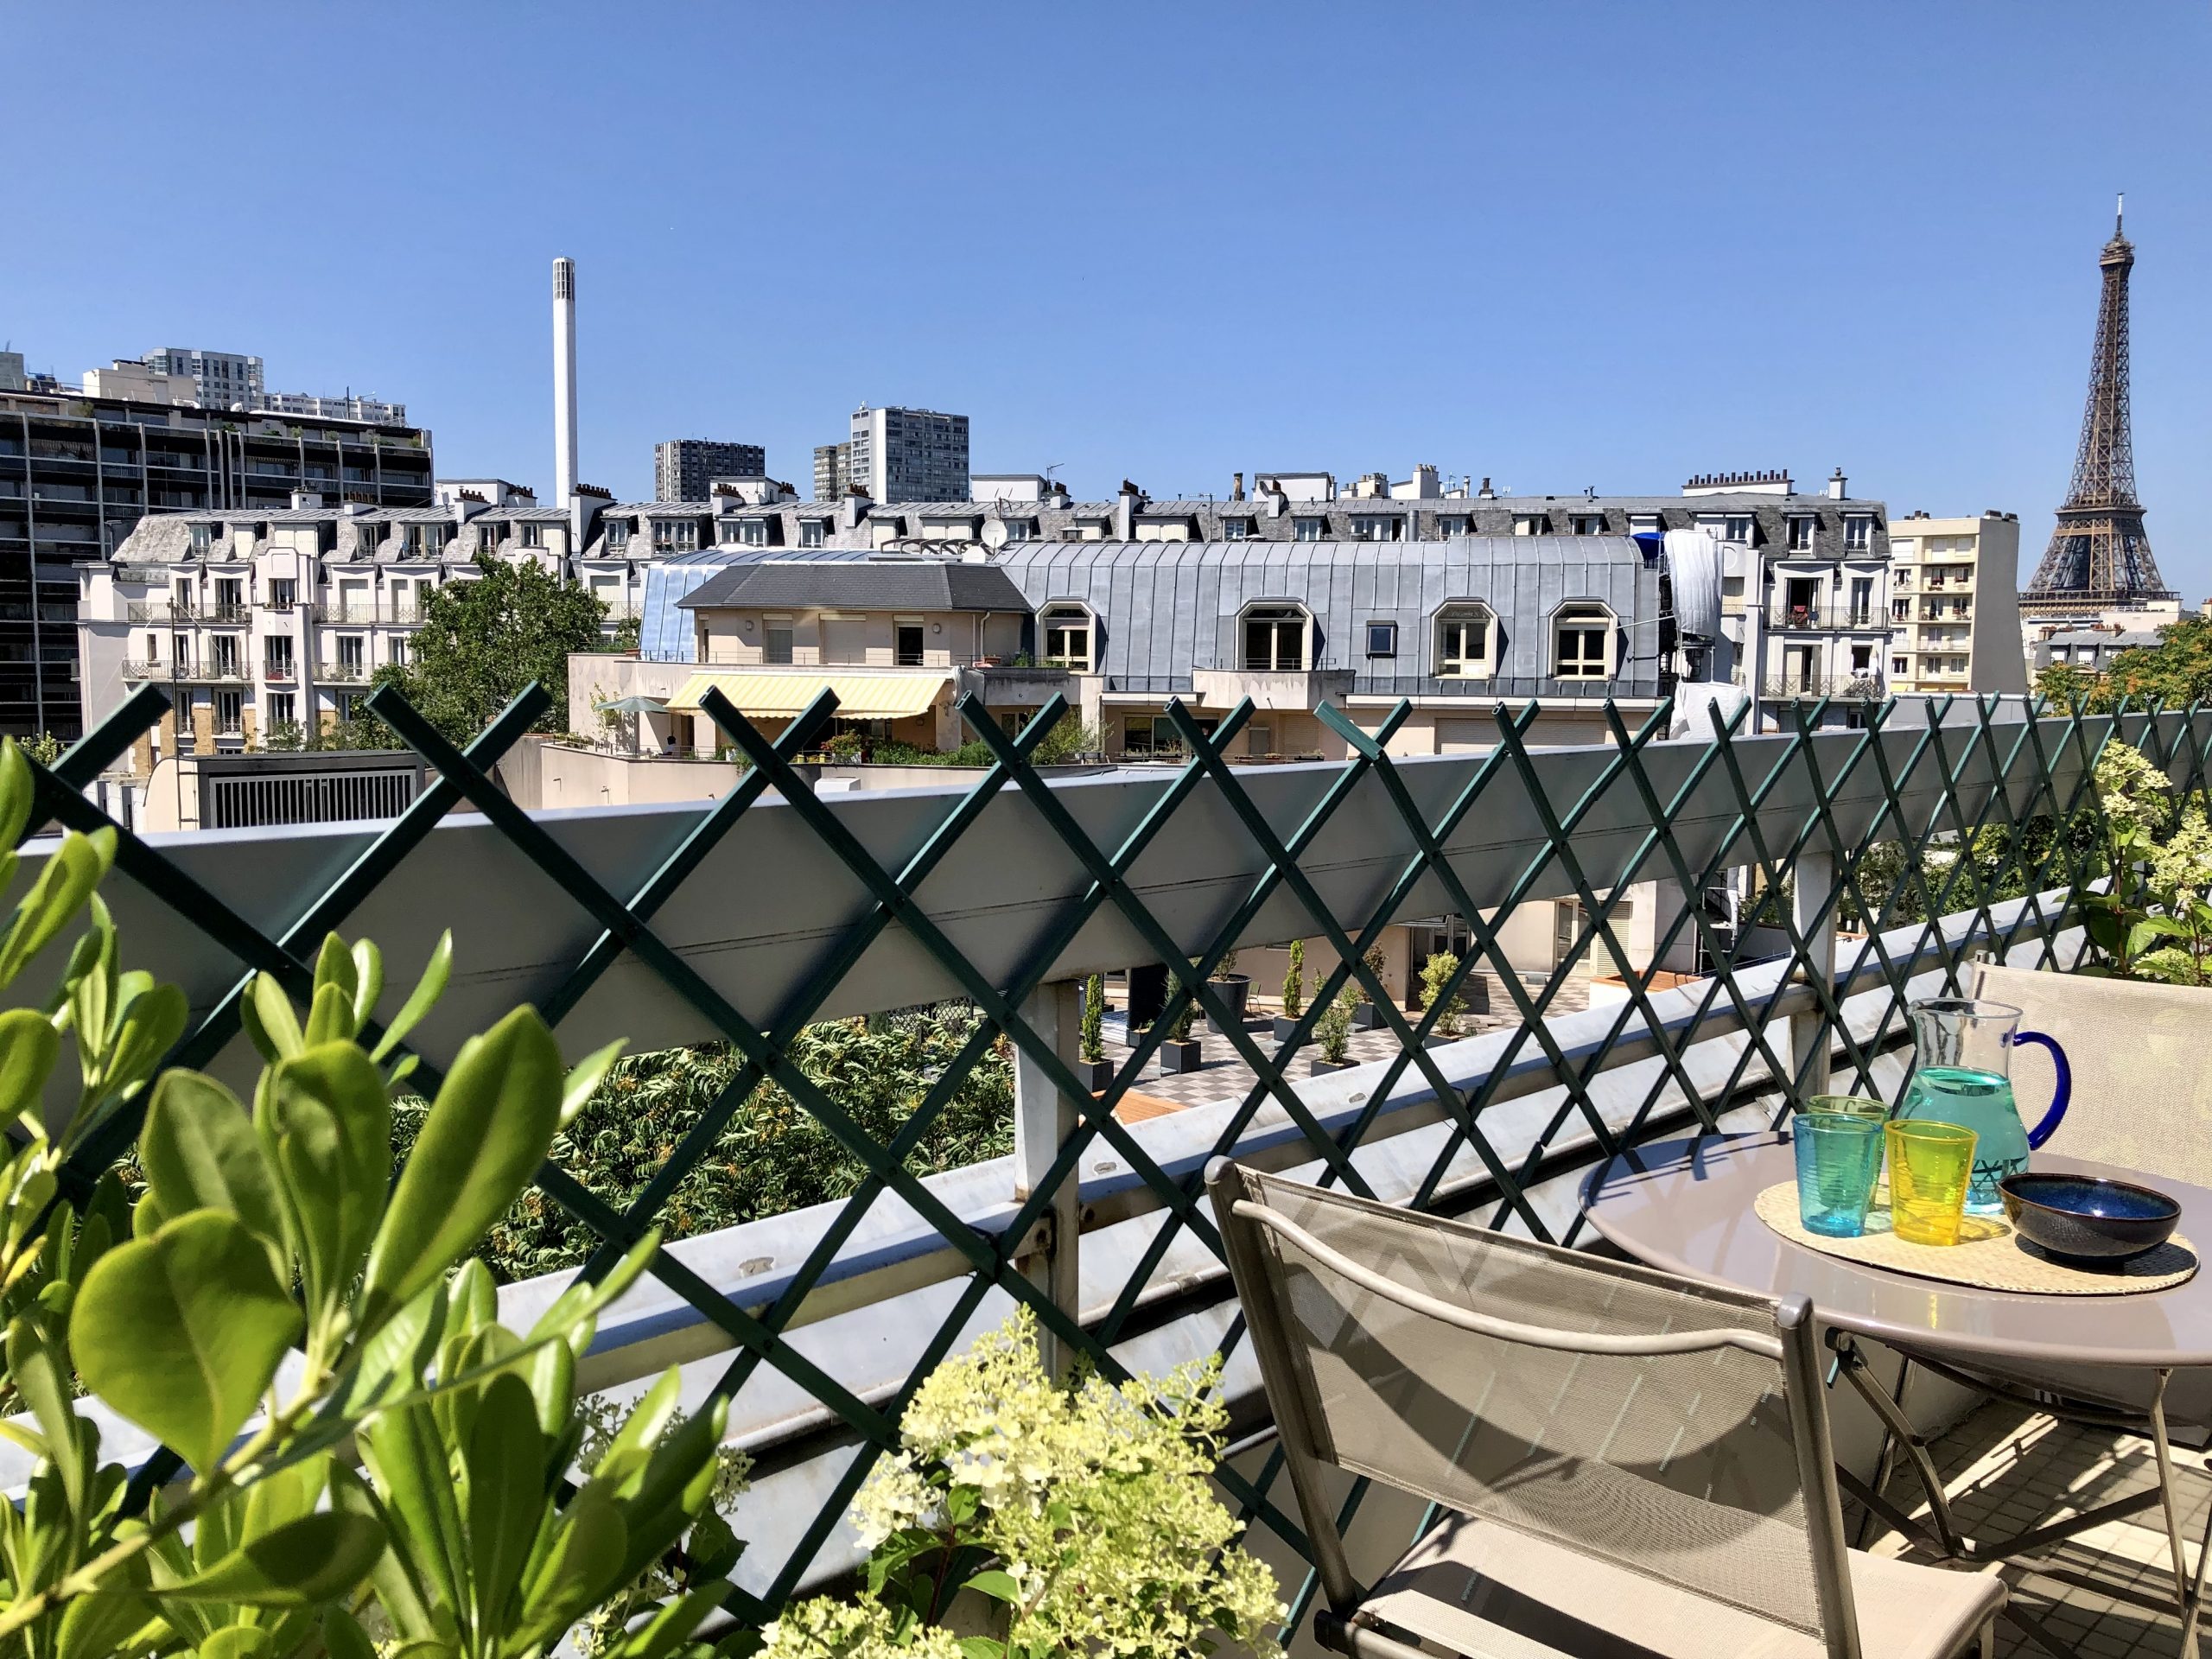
[985,537,1665,696]
[676,558,1032,613]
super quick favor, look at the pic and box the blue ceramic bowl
[1999,1173,2181,1263]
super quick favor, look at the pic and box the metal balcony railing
[11,680,2211,1640]
[1766,602,1886,631]
[121,659,249,683]
[311,602,426,625]
[1762,673,1887,700]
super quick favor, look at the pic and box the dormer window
[736,520,767,548]
[1844,515,1872,550]
[606,518,630,551]
[1220,517,1251,541]
[799,518,827,548]
[519,522,544,549]
[1437,515,1469,537]
[654,518,699,553]
[1240,603,1308,671]
[1788,516,1815,550]
[1722,515,1751,543]
[1434,603,1496,677]
[188,523,211,554]
[1553,602,1616,679]
[1512,512,1549,536]
[1573,513,1608,536]
[1350,514,1397,542]
[480,523,502,551]
[1292,517,1325,542]
[1040,603,1094,672]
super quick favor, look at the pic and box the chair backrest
[1973,962,2212,1187]
[1209,1160,1861,1654]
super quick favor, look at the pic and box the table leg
[1853,1348,1918,1548]
[2146,1372,2201,1658]
[1838,1337,1967,1558]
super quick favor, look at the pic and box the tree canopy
[372,553,607,741]
[2035,614,2212,714]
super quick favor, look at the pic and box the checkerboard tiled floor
[1872,1402,2211,1657]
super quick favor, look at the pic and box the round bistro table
[1584,1130,2212,1656]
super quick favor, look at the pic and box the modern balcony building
[654,438,768,502]
[842,405,969,503]
[0,383,435,739]
[1882,512,2029,695]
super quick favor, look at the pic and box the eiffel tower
[2022,199,2175,613]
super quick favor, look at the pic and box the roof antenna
[2116,191,2126,235]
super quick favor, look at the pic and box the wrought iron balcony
[11,677,2209,1645]
[1767,601,1887,631]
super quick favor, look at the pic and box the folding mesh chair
[1209,1160,2004,1658]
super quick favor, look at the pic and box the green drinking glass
[1804,1094,1889,1121]
[1793,1112,1885,1237]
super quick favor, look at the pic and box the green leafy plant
[1169,990,1196,1045]
[1079,976,1104,1065]
[0,748,729,1656]
[1211,948,1238,981]
[1280,940,1304,1020]
[1359,946,1386,1007]
[747,1310,1283,1658]
[1315,990,1353,1065]
[2077,745,2212,987]
[1421,952,1465,1039]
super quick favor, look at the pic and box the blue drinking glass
[1794,1112,1885,1238]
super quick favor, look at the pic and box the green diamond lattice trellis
[27,679,2212,1635]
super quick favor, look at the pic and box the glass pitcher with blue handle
[1895,997,2071,1215]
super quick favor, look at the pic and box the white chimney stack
[552,257,578,510]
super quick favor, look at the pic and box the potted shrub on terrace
[746,1309,1284,1656]
[1160,991,1204,1074]
[1081,973,1113,1091]
[1206,947,1251,1033]
[1351,944,1388,1028]
[1421,950,1466,1042]
[1272,939,1306,1043]
[1310,990,1355,1076]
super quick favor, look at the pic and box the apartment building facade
[77,490,614,758]
[843,406,969,502]
[2,385,435,740]
[655,439,767,502]
[1881,512,2028,695]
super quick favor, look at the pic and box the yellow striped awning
[664,671,950,721]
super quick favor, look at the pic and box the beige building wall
[1885,513,2027,695]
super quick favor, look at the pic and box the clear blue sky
[7,3,2209,597]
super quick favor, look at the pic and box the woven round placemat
[1752,1182,2198,1295]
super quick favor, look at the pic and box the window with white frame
[1722,515,1751,543]
[1433,603,1496,677]
[188,524,212,553]
[738,520,767,547]
[1240,603,1308,671]
[763,615,794,664]
[1292,517,1324,542]
[480,522,503,551]
[390,637,407,668]
[214,690,242,734]
[1040,603,1093,671]
[1220,517,1251,540]
[605,518,630,551]
[654,518,699,552]
[799,518,827,548]
[1437,515,1469,537]
[1844,516,1872,550]
[336,635,365,676]
[266,691,296,729]
[1573,513,1608,536]
[1552,603,1614,679]
[518,522,544,548]
[1351,515,1395,542]
[1788,517,1815,550]
[264,636,294,678]
[1001,518,1035,543]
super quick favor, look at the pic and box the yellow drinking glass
[1885,1121,1977,1246]
[1804,1094,1889,1121]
